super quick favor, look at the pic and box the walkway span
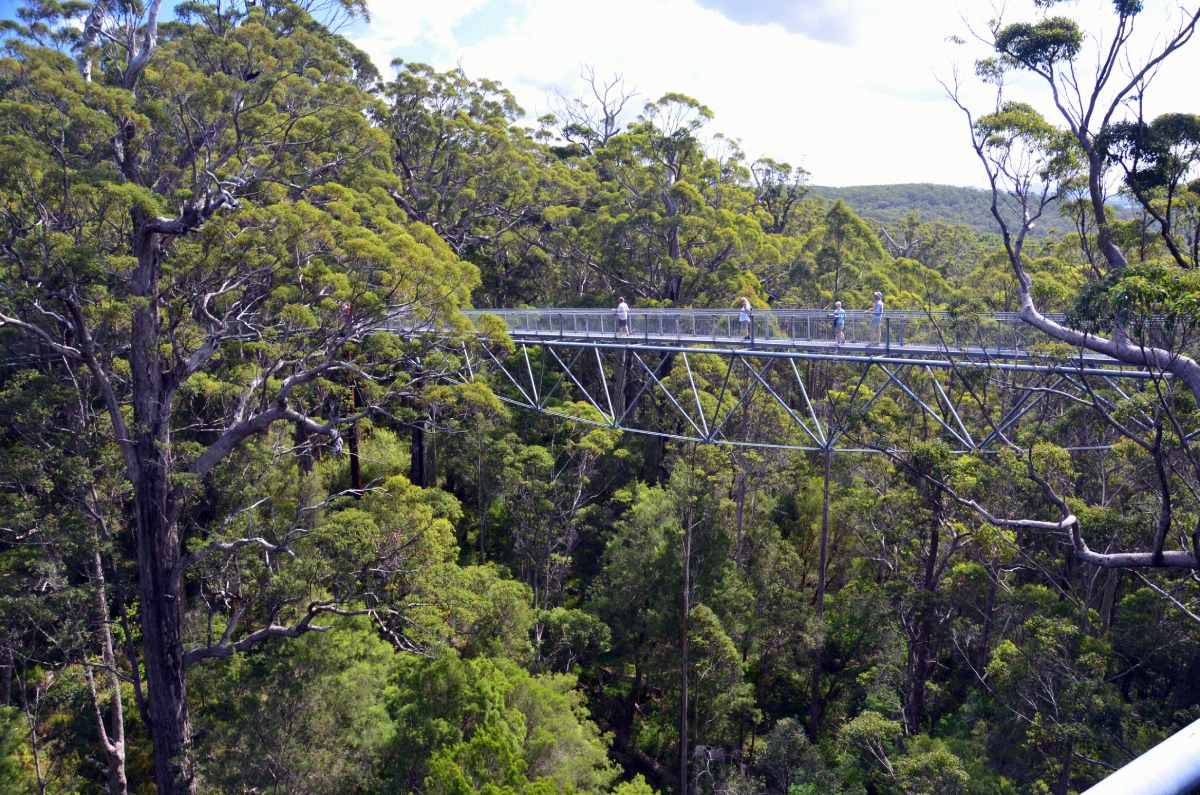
[449,307,1155,374]
[388,307,1182,455]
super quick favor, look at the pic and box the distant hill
[808,183,1084,237]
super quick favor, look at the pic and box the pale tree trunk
[18,673,49,795]
[86,541,129,795]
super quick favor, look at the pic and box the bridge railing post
[885,317,891,354]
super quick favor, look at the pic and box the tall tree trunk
[613,350,628,420]
[294,420,313,474]
[87,541,128,795]
[18,674,48,795]
[1,649,11,706]
[642,434,667,485]
[976,565,998,673]
[617,658,644,751]
[130,225,195,795]
[410,417,436,487]
[734,465,746,565]
[1054,740,1074,795]
[906,522,940,734]
[349,384,362,492]
[410,421,426,486]
[1101,569,1121,631]
[809,448,834,739]
[816,448,832,616]
[132,427,193,795]
[476,436,486,562]
[680,515,692,795]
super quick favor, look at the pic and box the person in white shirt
[616,297,630,336]
[870,291,884,344]
[737,296,752,340]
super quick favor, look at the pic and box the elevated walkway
[433,308,1162,378]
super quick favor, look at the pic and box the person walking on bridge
[616,297,630,336]
[737,296,752,340]
[830,301,846,345]
[870,291,884,344]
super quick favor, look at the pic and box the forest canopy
[1,1,1200,795]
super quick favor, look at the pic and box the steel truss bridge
[391,307,1183,456]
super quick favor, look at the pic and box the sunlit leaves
[994,17,1084,70]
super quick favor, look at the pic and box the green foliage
[757,718,836,793]
[191,619,394,794]
[994,17,1084,69]
[611,775,658,795]
[892,737,970,795]
[382,652,619,794]
[0,707,36,795]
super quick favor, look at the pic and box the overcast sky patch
[693,0,860,44]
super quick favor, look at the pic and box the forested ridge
[806,183,1124,237]
[1,2,1200,795]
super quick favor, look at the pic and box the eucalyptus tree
[947,0,1200,571]
[553,66,637,156]
[0,2,477,792]
[566,93,768,306]
[810,200,889,303]
[750,157,810,236]
[381,62,533,260]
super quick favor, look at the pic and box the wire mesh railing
[452,308,1081,359]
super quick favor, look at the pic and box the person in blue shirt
[830,300,846,344]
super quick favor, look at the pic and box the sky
[349,0,1200,187]
[2,0,1198,187]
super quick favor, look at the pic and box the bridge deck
[503,326,1123,366]
[451,308,1143,370]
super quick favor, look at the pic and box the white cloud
[353,0,492,71]
[693,0,865,44]
[354,0,1200,187]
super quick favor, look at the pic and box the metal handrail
[383,307,1177,366]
